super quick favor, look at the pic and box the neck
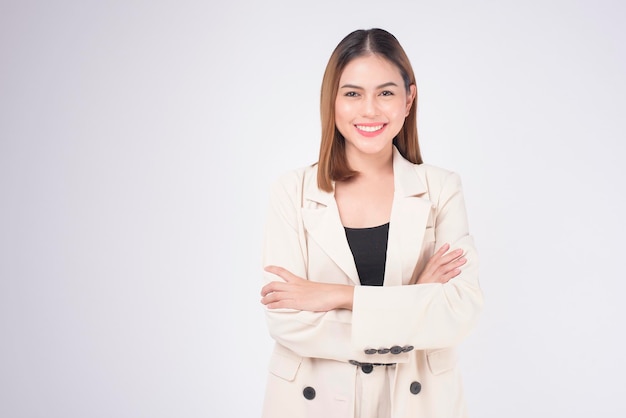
[345,146,394,178]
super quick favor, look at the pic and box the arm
[351,172,483,350]
[261,171,410,364]
[262,242,465,310]
[262,265,354,311]
[262,170,483,359]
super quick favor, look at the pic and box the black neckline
[344,222,390,231]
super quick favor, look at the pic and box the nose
[361,95,379,117]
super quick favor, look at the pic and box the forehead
[339,54,403,85]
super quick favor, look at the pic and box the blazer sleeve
[262,170,411,364]
[351,171,484,350]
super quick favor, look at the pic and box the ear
[405,84,417,116]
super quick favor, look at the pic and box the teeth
[356,124,384,132]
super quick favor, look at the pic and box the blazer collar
[303,146,428,203]
[386,146,432,286]
[391,146,428,198]
[301,146,432,286]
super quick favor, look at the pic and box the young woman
[260,28,483,418]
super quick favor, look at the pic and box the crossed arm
[259,170,482,359]
[261,242,467,312]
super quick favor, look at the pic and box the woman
[260,28,483,418]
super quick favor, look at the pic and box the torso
[344,222,389,286]
[334,170,394,228]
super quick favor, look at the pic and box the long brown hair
[317,28,422,192]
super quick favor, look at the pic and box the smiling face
[335,54,416,162]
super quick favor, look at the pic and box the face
[335,54,416,160]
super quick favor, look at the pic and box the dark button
[390,345,403,354]
[402,345,414,353]
[377,348,390,354]
[364,348,378,355]
[361,364,373,374]
[303,386,316,400]
[410,381,422,395]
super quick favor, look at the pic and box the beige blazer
[261,147,483,418]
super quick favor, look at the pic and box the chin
[347,139,394,156]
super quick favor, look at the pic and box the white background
[1,0,625,417]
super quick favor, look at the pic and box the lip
[354,123,387,138]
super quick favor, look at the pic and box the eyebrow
[339,82,399,90]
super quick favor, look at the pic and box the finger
[432,243,450,258]
[431,249,463,271]
[440,248,464,264]
[425,248,462,274]
[260,280,288,297]
[433,256,466,277]
[264,265,298,283]
[261,291,286,305]
[439,267,463,283]
[264,265,286,276]
[423,243,451,272]
[266,299,298,310]
[438,257,468,282]
[262,290,298,308]
[443,256,467,270]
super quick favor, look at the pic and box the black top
[344,223,390,286]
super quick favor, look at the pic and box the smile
[355,124,385,133]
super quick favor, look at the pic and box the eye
[344,91,359,97]
[380,90,394,96]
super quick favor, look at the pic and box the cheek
[383,102,407,122]
[334,101,351,124]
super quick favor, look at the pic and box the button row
[348,359,395,373]
[302,380,421,400]
[364,345,414,355]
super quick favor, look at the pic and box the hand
[261,266,354,312]
[417,243,466,284]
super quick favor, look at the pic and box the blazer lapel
[301,168,360,285]
[384,148,434,287]
[301,148,433,287]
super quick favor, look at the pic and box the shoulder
[415,166,468,220]
[271,163,318,190]
[268,163,319,201]
[393,147,462,194]
[416,163,462,183]
[415,163,452,178]
[413,163,465,201]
